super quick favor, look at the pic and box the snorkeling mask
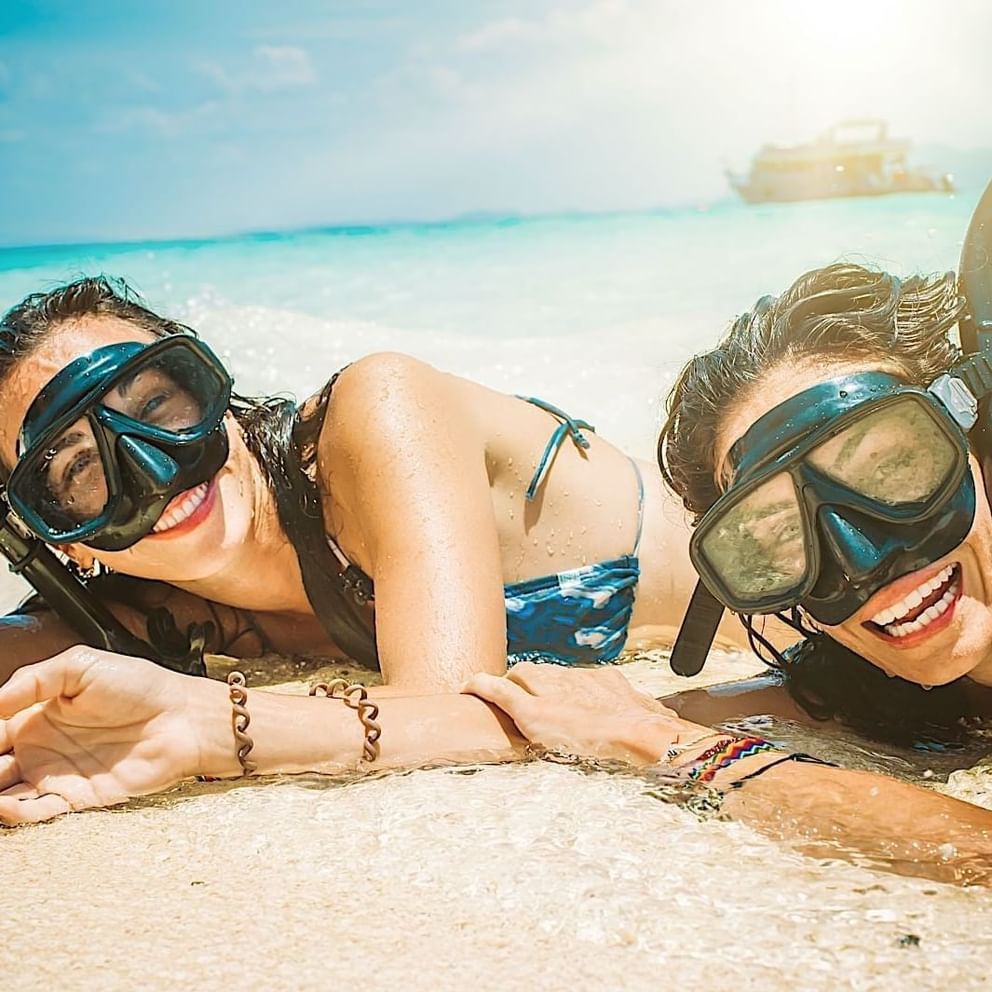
[7,336,232,551]
[670,178,992,676]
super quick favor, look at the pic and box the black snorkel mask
[670,178,992,677]
[7,336,232,551]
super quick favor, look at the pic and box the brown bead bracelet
[309,678,382,763]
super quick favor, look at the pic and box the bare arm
[318,354,508,690]
[466,665,992,886]
[0,581,268,688]
[0,646,522,824]
[0,610,83,685]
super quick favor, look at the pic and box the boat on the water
[727,119,954,204]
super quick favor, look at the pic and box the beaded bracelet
[310,678,382,763]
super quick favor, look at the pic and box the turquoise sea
[0,190,983,461]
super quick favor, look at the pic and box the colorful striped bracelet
[686,736,778,784]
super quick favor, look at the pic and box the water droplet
[546,544,555,556]
[507,457,513,467]
[921,683,934,692]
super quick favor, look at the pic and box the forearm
[0,613,82,686]
[630,717,992,883]
[191,678,525,779]
[718,761,992,882]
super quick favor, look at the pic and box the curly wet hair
[659,262,986,745]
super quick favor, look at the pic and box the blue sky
[2,0,991,246]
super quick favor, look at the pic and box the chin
[837,609,989,687]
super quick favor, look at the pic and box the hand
[0,645,211,825]
[463,662,699,764]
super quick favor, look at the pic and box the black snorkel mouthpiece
[670,581,724,676]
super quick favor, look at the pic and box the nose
[816,507,905,587]
[116,435,180,494]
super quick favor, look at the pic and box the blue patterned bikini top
[321,395,644,666]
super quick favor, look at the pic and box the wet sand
[3,648,992,992]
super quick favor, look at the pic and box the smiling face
[0,315,260,583]
[715,359,992,687]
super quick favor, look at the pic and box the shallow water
[2,193,992,986]
[3,674,992,992]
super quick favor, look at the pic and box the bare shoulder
[323,353,459,449]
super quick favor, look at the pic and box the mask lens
[699,472,808,604]
[100,348,217,433]
[807,399,958,504]
[21,417,111,530]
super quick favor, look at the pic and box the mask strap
[669,580,724,676]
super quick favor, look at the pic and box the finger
[0,793,71,825]
[0,753,20,792]
[462,673,537,720]
[0,648,93,718]
[505,662,548,694]
[1,782,38,799]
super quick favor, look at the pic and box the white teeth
[870,565,955,627]
[880,577,958,638]
[152,483,209,534]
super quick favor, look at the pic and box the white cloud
[95,101,223,138]
[196,46,317,95]
[457,1,629,51]
[253,46,317,90]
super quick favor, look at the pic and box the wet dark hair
[0,275,377,667]
[659,262,984,745]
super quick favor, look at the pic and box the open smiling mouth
[149,479,216,537]
[863,563,962,642]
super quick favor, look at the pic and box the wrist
[612,715,716,766]
[185,675,243,779]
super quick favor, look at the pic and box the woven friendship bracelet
[310,678,382,763]
[227,671,258,775]
[689,736,778,784]
[678,737,736,776]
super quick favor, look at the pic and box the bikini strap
[518,396,596,501]
[630,457,645,556]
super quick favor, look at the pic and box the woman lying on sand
[660,252,992,745]
[0,275,719,692]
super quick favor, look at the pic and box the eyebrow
[113,369,140,398]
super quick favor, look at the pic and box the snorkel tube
[0,499,207,676]
[958,178,992,473]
